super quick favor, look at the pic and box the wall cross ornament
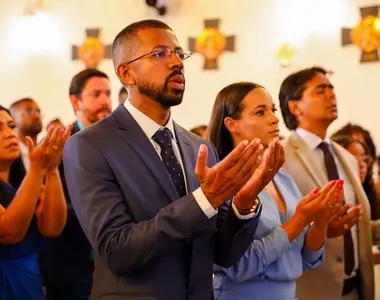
[72,29,112,68]
[341,6,380,63]
[188,19,235,70]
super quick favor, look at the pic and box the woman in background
[209,82,344,300]
[332,124,380,220]
[0,105,71,300]
[331,135,380,264]
[331,128,380,221]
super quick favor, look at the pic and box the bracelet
[237,198,260,215]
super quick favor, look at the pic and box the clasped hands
[294,180,345,229]
[195,138,285,210]
[327,200,363,238]
[27,125,72,175]
[293,179,363,236]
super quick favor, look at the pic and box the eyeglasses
[126,47,192,65]
[22,108,41,116]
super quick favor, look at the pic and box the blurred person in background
[0,105,69,300]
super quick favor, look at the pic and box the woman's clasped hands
[295,180,345,227]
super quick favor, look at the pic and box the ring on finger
[343,224,349,231]
[53,145,58,150]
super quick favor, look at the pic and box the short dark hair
[46,118,62,128]
[208,82,264,160]
[190,125,207,137]
[0,105,26,206]
[112,19,173,68]
[9,98,36,115]
[69,68,108,97]
[279,66,327,130]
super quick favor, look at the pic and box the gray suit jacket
[282,131,377,300]
[63,105,261,300]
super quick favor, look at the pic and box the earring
[234,131,239,135]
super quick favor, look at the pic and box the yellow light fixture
[350,15,380,53]
[275,43,295,67]
[195,28,227,61]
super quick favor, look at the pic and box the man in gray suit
[63,20,280,300]
[279,66,380,300]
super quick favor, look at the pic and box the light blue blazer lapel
[111,105,178,202]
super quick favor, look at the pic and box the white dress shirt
[124,99,255,219]
[296,127,359,278]
[19,141,30,171]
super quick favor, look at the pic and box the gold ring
[343,224,349,231]
[52,145,58,150]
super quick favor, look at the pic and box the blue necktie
[152,128,186,198]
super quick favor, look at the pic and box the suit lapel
[289,131,328,187]
[111,106,178,202]
[174,123,199,193]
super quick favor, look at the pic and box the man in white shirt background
[9,97,42,171]
[279,66,380,300]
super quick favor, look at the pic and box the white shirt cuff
[232,199,260,220]
[193,187,218,219]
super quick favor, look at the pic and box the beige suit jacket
[282,131,378,300]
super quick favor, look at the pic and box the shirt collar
[124,99,176,140]
[295,127,331,151]
[76,120,86,130]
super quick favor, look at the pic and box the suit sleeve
[63,135,222,276]
[208,143,262,268]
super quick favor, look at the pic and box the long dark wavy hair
[332,123,376,164]
[0,105,26,206]
[208,82,264,160]
[332,134,380,220]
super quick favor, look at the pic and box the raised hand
[48,125,73,170]
[234,138,285,210]
[327,203,363,238]
[27,127,61,173]
[295,180,343,226]
[312,180,345,225]
[195,139,264,209]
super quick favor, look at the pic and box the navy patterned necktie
[152,128,186,198]
[318,141,355,276]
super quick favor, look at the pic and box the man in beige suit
[279,66,380,300]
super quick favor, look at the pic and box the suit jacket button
[189,284,196,295]
[337,257,343,263]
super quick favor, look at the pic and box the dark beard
[82,107,111,124]
[23,122,42,137]
[137,70,185,108]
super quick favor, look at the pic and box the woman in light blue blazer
[208,82,344,300]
